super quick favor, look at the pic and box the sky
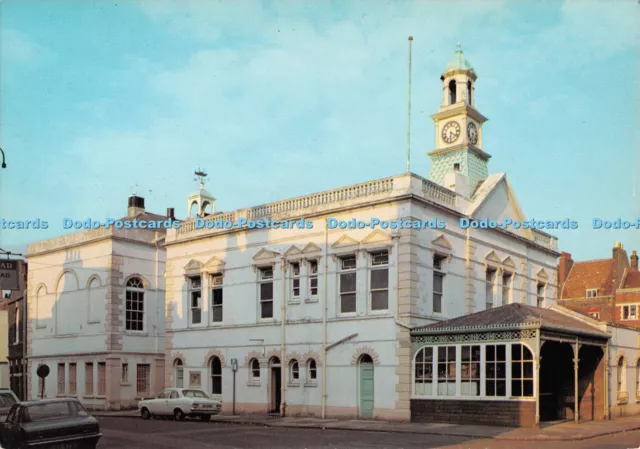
[0,0,638,261]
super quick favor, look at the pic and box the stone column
[105,356,121,410]
[573,341,580,423]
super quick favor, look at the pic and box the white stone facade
[164,173,559,421]
[26,226,166,410]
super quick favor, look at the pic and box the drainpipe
[604,342,609,420]
[322,218,329,419]
[281,256,287,417]
[535,327,541,427]
[153,234,162,396]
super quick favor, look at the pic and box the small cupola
[187,169,216,218]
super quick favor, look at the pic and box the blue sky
[0,0,638,261]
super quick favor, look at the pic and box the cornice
[428,144,492,161]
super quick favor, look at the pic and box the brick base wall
[411,399,536,427]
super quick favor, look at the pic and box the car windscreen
[25,402,88,422]
[0,393,17,408]
[182,390,209,398]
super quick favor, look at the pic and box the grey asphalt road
[95,417,640,449]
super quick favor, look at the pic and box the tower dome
[445,43,473,71]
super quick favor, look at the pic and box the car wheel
[201,414,211,422]
[174,408,185,421]
[141,408,151,420]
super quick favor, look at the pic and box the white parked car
[138,388,222,421]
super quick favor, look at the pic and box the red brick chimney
[631,250,639,271]
[558,252,574,286]
[612,242,630,288]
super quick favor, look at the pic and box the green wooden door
[359,361,374,419]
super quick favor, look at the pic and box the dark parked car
[0,398,102,449]
[0,389,20,422]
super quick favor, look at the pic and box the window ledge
[121,383,132,387]
[36,325,46,329]
[82,395,96,399]
[95,395,106,399]
[304,382,318,388]
[246,381,261,387]
[288,300,301,305]
[305,298,319,304]
[87,320,101,325]
[287,382,300,388]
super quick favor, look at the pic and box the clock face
[441,121,461,144]
[467,122,478,145]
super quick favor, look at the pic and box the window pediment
[284,245,303,260]
[362,230,393,252]
[502,257,516,270]
[536,269,548,281]
[203,256,225,274]
[184,259,203,276]
[332,235,360,250]
[431,234,453,253]
[252,248,280,269]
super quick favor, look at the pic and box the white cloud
[1,28,51,64]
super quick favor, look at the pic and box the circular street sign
[36,364,50,378]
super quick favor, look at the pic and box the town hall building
[162,45,560,422]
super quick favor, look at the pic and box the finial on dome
[457,41,461,52]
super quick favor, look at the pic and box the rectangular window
[211,274,223,323]
[137,364,150,396]
[437,346,456,396]
[502,272,512,305]
[260,268,274,319]
[591,312,601,319]
[339,255,357,314]
[98,362,106,396]
[622,305,638,321]
[511,344,534,397]
[291,263,300,299]
[414,347,433,396]
[485,344,506,397]
[68,363,77,395]
[57,363,65,395]
[309,261,318,297]
[586,288,599,298]
[125,288,144,331]
[486,268,496,309]
[85,363,94,396]
[433,255,446,314]
[121,363,129,384]
[461,345,480,396]
[189,276,202,324]
[370,251,389,311]
[537,282,545,307]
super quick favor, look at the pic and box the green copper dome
[446,43,472,71]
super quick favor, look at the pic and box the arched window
[125,277,144,331]
[449,80,457,105]
[467,80,472,104]
[617,356,626,393]
[189,201,199,218]
[510,344,534,397]
[414,347,434,396]
[174,359,184,388]
[250,359,260,381]
[289,359,299,382]
[36,286,44,326]
[210,357,222,395]
[88,277,101,323]
[307,359,317,381]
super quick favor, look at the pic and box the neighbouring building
[0,300,8,388]
[558,243,639,326]
[163,45,560,422]
[26,195,170,409]
[5,260,28,400]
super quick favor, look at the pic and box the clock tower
[428,44,490,196]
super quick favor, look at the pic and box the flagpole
[406,36,413,173]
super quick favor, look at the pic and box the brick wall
[411,399,536,427]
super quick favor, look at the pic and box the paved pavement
[92,409,640,441]
[94,417,640,449]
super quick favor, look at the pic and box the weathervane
[194,168,209,189]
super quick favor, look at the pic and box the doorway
[269,357,281,414]
[358,354,374,419]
